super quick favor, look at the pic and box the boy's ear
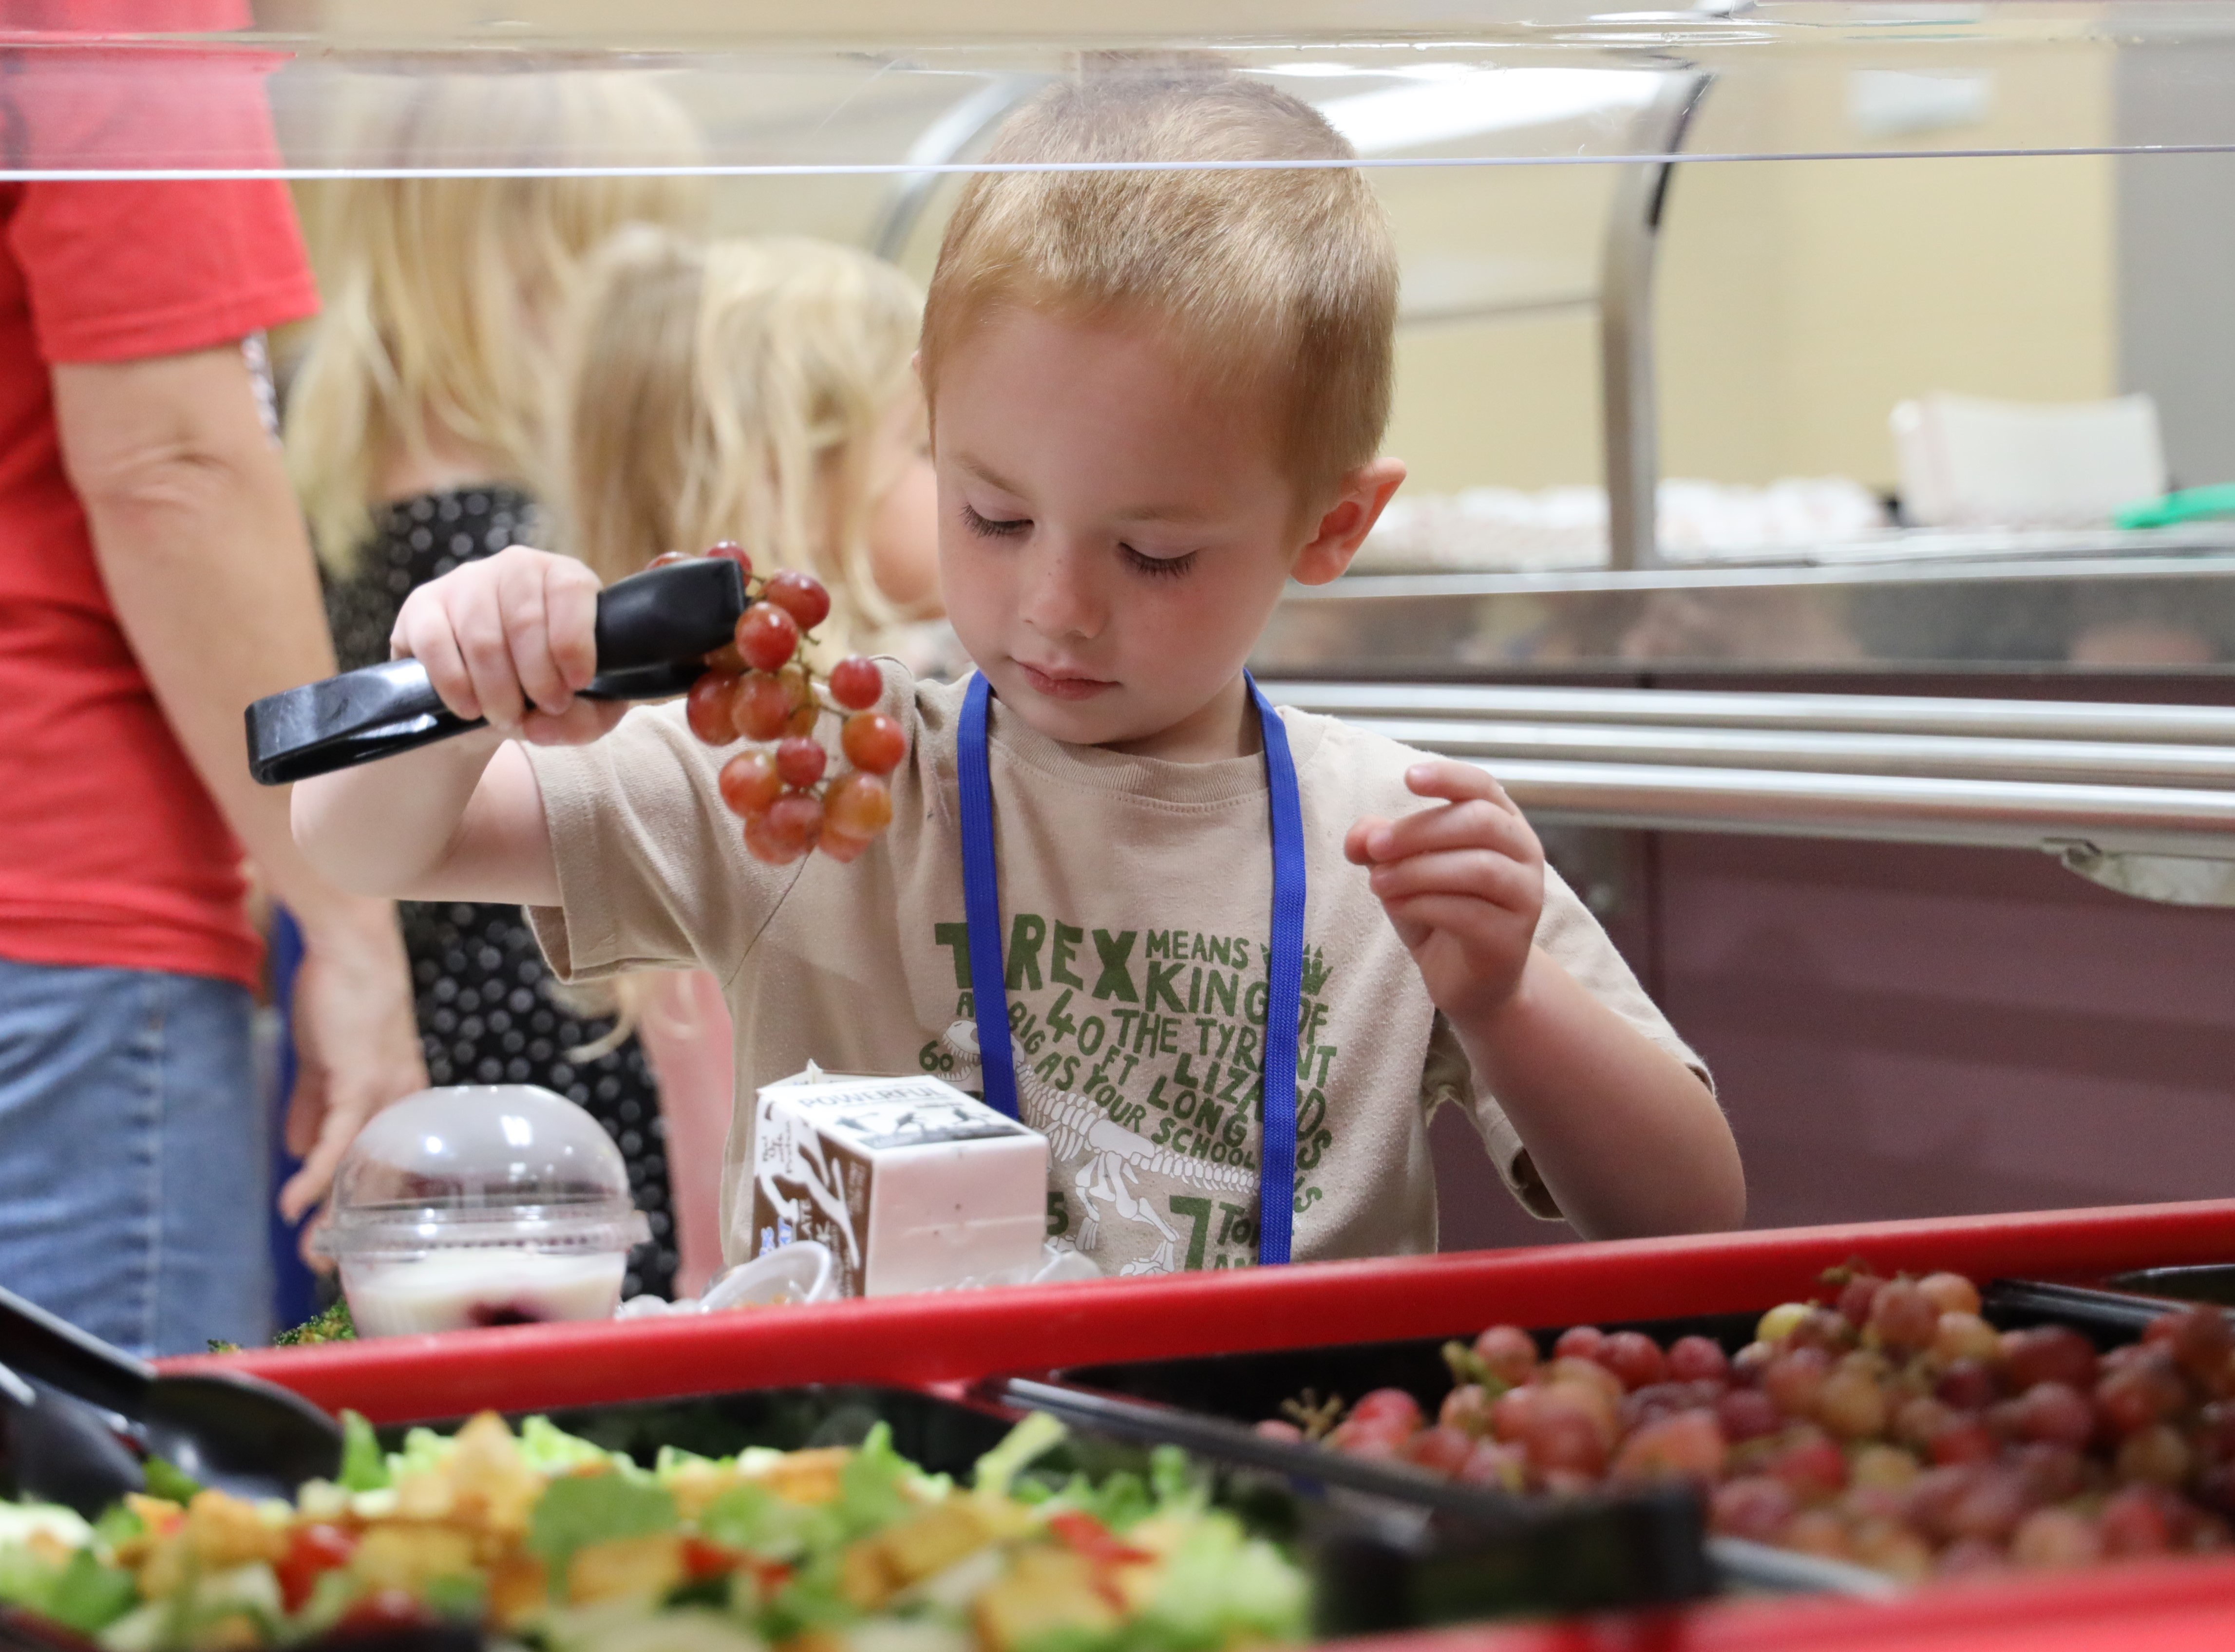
[1293,458,1406,587]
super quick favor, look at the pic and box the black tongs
[246,557,745,786]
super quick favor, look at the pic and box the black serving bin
[7,1379,1694,1652]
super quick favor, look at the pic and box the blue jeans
[0,957,271,1356]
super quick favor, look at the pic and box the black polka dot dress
[323,487,678,1299]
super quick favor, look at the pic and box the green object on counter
[2118,484,2235,529]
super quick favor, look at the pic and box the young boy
[295,68,1743,1278]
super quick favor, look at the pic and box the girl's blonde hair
[286,73,707,572]
[556,224,924,659]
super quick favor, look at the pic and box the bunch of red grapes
[1259,1266,2235,1583]
[659,544,907,865]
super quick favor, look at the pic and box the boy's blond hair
[285,73,706,573]
[555,225,924,659]
[921,63,1397,510]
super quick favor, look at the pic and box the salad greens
[0,1409,1306,1652]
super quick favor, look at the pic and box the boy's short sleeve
[523,704,804,987]
[1425,864,1714,1222]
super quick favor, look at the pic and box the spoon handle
[0,1284,154,1420]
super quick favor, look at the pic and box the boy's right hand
[390,545,627,746]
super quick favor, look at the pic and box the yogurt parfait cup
[317,1086,650,1337]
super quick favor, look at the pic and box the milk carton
[746,1069,1048,1297]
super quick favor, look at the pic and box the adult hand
[1345,761,1547,1029]
[278,896,427,1224]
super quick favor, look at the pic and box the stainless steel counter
[1254,527,2235,677]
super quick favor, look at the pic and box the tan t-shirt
[526,667,1707,1277]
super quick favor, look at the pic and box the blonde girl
[288,71,706,573]
[555,223,939,663]
[554,225,938,1293]
[282,72,706,1300]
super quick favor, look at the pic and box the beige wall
[1384,48,2118,496]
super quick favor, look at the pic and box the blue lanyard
[957,671,1307,1267]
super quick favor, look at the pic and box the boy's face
[931,307,1392,759]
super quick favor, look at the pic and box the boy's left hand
[1345,761,1546,1026]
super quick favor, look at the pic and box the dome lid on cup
[316,1086,650,1258]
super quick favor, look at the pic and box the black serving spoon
[245,554,746,786]
[0,1284,340,1506]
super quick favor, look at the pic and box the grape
[736,601,801,672]
[1893,1395,1956,1452]
[1715,1388,1781,1444]
[763,569,833,632]
[2152,1305,2235,1387]
[1254,1419,1305,1444]
[2012,1507,2102,1570]
[1402,1425,1476,1476]
[1940,1466,2032,1543]
[842,711,907,776]
[1473,1325,1539,1386]
[787,699,821,738]
[1837,1274,1887,1328]
[2002,1326,2099,1393]
[1730,1341,1775,1385]
[685,669,738,744]
[2198,1400,2235,1464]
[2096,1357,2185,1438]
[718,750,784,818]
[1667,1336,1730,1385]
[745,792,822,865]
[1762,1347,1830,1418]
[1520,1386,1612,1477]
[824,771,894,840]
[1770,1429,1849,1501]
[1851,1444,1922,1491]
[1934,1537,2008,1579]
[731,672,793,742]
[1783,1510,1852,1559]
[1851,1519,1934,1581]
[2100,1484,2175,1556]
[1543,1357,1623,1414]
[2008,1441,2083,1504]
[1868,1279,1940,1353]
[1350,1389,1424,1434]
[1456,1438,1526,1492]
[1596,1331,1667,1392]
[1489,1385,1536,1444]
[1918,1272,1984,1317]
[829,655,884,712]
[776,736,827,789]
[2116,1422,2192,1487]
[1756,1303,1812,1345]
[1934,1359,1999,1413]
[648,549,694,569]
[1553,1325,1606,1362]
[1787,1309,1855,1354]
[1934,1311,2002,1365]
[1817,1368,1890,1440]
[1610,1409,1726,1485]
[1621,1382,1694,1433]
[705,642,746,675]
[1710,1475,1797,1541]
[2008,1381,2094,1450]
[1930,1417,1998,1467]
[705,540,754,577]
[818,825,874,864]
[1439,1384,1493,1437]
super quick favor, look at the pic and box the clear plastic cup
[315,1086,649,1338]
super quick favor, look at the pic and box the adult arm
[52,343,427,1220]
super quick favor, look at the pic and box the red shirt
[0,6,317,988]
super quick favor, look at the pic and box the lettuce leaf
[526,1474,678,1592]
[971,1413,1066,1502]
[338,1410,390,1492]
